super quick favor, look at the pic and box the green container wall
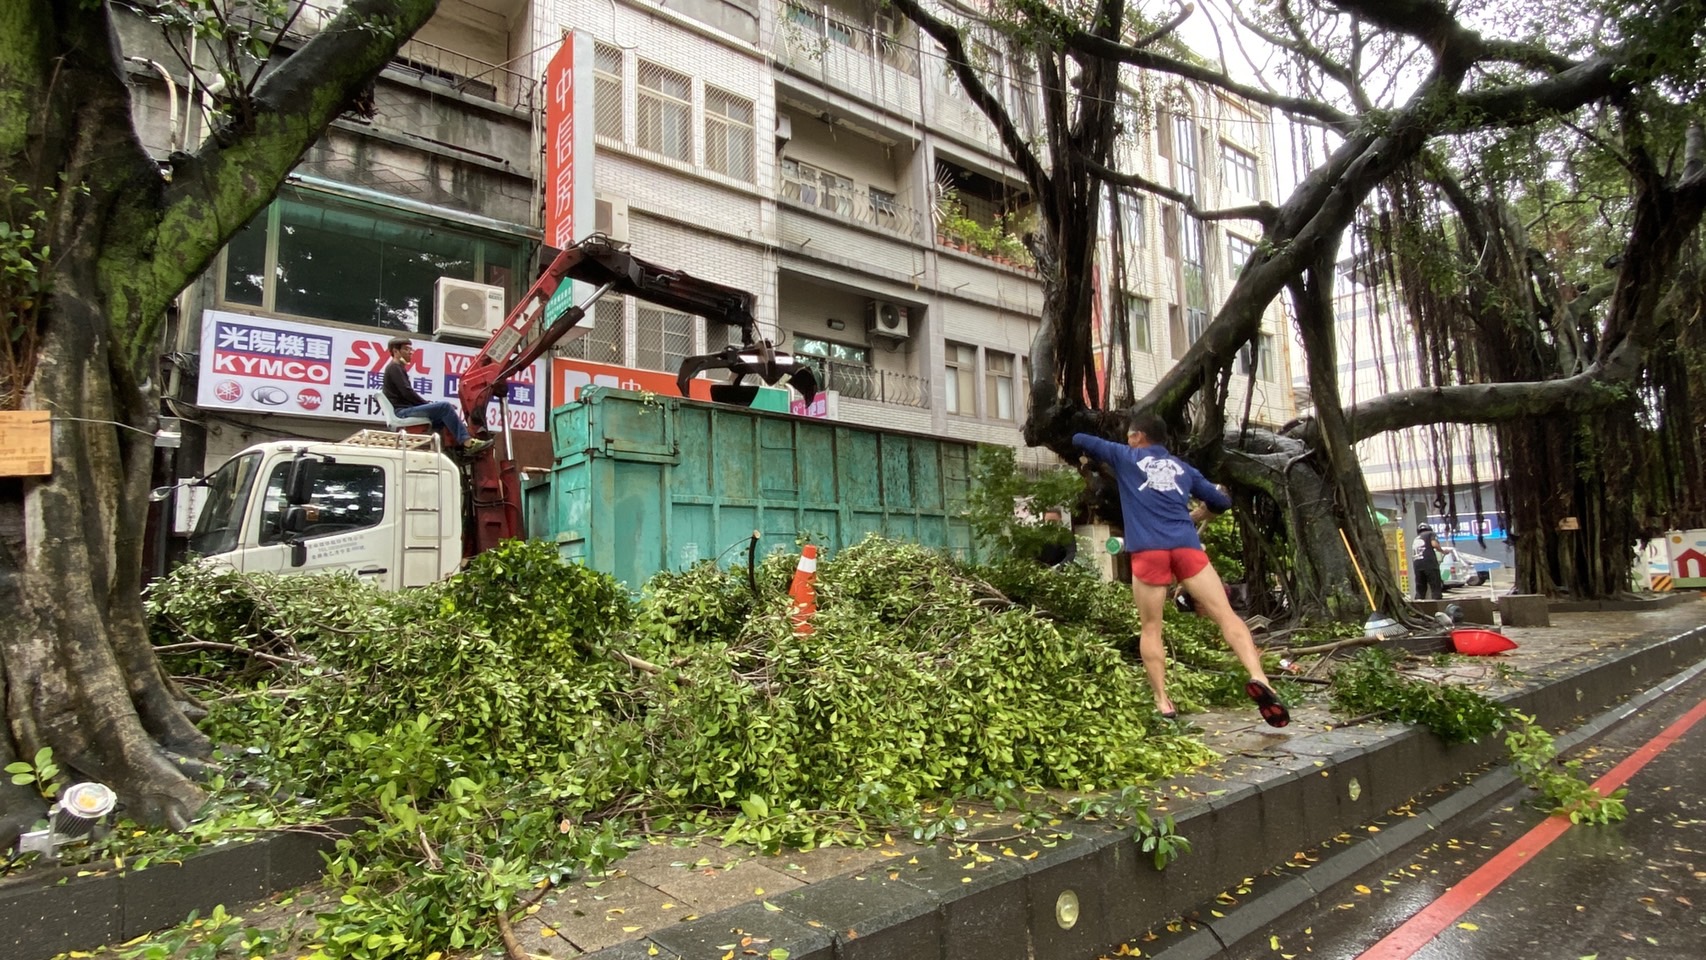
[522,388,978,588]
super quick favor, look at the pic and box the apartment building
[118,0,1292,493]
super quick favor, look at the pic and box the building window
[1165,304,1211,357]
[1181,214,1205,269]
[594,43,624,141]
[637,60,692,162]
[1161,204,1179,259]
[1227,234,1255,278]
[1221,143,1259,199]
[1123,294,1151,353]
[1240,332,1276,381]
[217,190,523,333]
[945,341,976,415]
[634,307,694,372]
[1187,307,1210,344]
[1173,114,1199,199]
[564,299,625,365]
[705,87,755,182]
[986,351,1016,420]
[1121,194,1145,248]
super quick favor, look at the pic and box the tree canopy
[889,0,1706,613]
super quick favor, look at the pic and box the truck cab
[185,430,463,590]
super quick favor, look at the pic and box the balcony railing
[778,174,925,243]
[781,2,921,75]
[813,361,930,408]
[229,1,535,109]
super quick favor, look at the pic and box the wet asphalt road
[1245,668,1706,960]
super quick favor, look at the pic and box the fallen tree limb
[1278,635,1382,657]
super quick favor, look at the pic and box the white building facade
[119,0,1294,513]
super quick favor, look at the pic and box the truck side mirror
[285,456,320,506]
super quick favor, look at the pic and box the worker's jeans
[397,401,471,445]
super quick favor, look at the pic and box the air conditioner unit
[433,277,505,342]
[594,195,630,244]
[867,299,910,339]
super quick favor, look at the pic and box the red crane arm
[457,237,764,432]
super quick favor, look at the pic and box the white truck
[167,238,818,588]
[181,431,463,590]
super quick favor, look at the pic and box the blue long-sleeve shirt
[1072,433,1230,552]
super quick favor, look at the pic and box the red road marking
[1355,694,1706,960]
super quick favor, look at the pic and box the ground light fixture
[16,781,118,861]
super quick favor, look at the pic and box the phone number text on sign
[197,310,546,432]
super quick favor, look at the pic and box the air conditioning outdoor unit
[433,277,506,342]
[595,195,630,244]
[867,299,910,339]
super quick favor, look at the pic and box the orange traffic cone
[788,544,818,634]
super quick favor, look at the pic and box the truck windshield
[189,453,261,557]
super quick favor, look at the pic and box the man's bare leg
[1131,578,1174,714]
[1178,564,1272,688]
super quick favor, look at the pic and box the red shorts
[1130,548,1212,586]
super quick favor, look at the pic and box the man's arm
[1188,469,1233,514]
[1071,432,1126,464]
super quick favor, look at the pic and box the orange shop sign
[551,357,713,407]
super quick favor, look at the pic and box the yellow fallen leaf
[1269,934,1281,950]
[1457,922,1479,931]
[649,947,660,957]
[1023,851,1039,860]
[722,952,735,960]
[1211,910,1225,918]
[540,927,558,938]
[623,925,640,932]
[609,907,625,915]
[662,903,675,909]
[907,857,918,864]
[754,888,764,895]
[1355,885,1372,894]
[763,901,781,912]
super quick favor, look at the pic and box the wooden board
[0,411,52,476]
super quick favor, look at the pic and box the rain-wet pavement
[1231,661,1706,960]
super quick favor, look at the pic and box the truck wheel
[1469,571,1488,586]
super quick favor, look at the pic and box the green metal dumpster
[522,388,979,588]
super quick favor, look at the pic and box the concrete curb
[1139,632,1706,960]
[583,622,1706,960]
[0,818,361,960]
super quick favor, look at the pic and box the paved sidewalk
[503,598,1706,960]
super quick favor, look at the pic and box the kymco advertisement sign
[198,310,546,432]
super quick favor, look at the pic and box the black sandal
[1245,680,1290,728]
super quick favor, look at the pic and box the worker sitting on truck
[383,337,492,453]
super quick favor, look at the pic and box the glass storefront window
[217,189,525,334]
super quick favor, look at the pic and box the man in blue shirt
[1074,413,1288,727]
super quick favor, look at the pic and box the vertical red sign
[544,33,594,252]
